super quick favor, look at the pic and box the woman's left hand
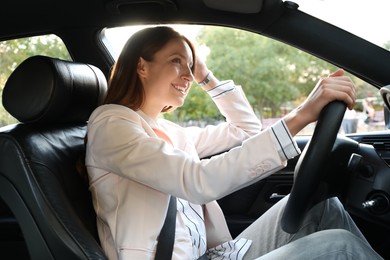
[284,69,356,136]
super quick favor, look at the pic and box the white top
[144,82,299,259]
[86,80,300,260]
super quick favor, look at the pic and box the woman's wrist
[197,71,212,86]
[196,71,220,90]
[283,106,311,137]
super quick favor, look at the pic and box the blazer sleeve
[86,105,287,205]
[184,80,263,158]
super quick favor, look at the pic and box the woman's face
[138,38,194,116]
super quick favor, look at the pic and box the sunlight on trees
[0,28,380,129]
[166,26,377,126]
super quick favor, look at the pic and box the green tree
[196,27,340,118]
[172,26,332,121]
[166,26,339,123]
[169,26,378,125]
[0,35,71,126]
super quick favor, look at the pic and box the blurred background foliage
[0,26,387,127]
[164,26,384,124]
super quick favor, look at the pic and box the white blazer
[86,83,293,259]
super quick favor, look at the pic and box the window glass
[103,25,385,135]
[0,34,71,126]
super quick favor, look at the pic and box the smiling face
[137,38,194,118]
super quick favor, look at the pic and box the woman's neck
[138,108,160,122]
[138,105,161,120]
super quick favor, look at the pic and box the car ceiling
[0,0,281,36]
[1,0,390,88]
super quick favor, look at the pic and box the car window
[102,25,385,136]
[0,34,72,126]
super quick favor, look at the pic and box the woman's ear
[137,57,148,78]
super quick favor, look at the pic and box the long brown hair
[104,26,196,112]
[78,27,195,182]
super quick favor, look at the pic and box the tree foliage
[166,26,378,123]
[0,28,383,127]
[166,26,337,122]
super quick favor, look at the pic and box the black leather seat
[0,55,108,259]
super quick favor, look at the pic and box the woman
[85,26,382,259]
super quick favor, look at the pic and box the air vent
[360,136,390,164]
[360,136,390,149]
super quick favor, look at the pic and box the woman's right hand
[193,55,220,91]
[193,55,209,84]
[284,69,356,136]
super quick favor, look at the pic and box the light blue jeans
[236,195,383,259]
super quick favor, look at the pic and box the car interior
[0,55,107,259]
[1,0,390,259]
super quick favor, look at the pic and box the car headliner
[1,0,390,88]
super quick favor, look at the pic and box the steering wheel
[281,101,347,234]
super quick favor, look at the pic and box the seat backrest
[0,55,108,260]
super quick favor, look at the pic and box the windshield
[292,0,390,50]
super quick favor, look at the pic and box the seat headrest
[3,55,107,123]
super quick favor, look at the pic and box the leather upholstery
[3,55,107,124]
[0,56,108,259]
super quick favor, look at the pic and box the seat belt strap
[155,195,177,260]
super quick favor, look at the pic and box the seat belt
[154,195,176,260]
[152,127,176,259]
[152,128,208,259]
